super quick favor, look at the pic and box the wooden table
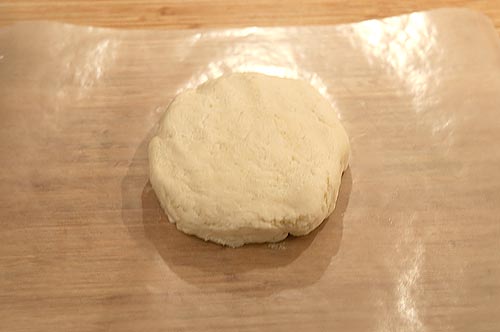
[1,0,499,33]
[1,4,500,332]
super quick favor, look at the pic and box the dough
[149,72,350,247]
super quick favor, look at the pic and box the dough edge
[148,72,350,247]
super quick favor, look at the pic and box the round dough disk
[149,72,350,247]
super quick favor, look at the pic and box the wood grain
[1,8,500,332]
[0,0,500,32]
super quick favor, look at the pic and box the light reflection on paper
[345,12,455,140]
[179,37,340,118]
[74,39,115,94]
[204,27,262,39]
[396,242,424,331]
[346,13,439,112]
[376,213,424,332]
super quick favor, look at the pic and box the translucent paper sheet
[1,8,500,332]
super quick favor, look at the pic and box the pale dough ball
[149,72,350,247]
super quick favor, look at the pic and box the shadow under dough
[122,133,352,296]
